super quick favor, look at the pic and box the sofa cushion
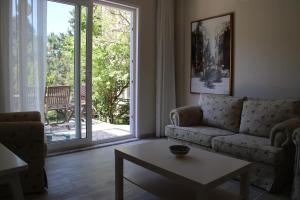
[239,99,300,137]
[165,125,235,147]
[198,93,244,132]
[212,134,285,165]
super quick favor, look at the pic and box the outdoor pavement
[45,119,130,142]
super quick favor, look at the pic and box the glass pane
[45,2,87,142]
[91,4,132,141]
[80,6,87,139]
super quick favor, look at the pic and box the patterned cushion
[239,99,300,137]
[198,94,244,132]
[165,125,235,147]
[212,134,285,165]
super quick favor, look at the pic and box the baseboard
[47,138,139,157]
[138,132,155,139]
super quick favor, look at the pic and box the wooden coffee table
[115,140,252,200]
[0,143,28,200]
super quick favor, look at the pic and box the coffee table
[115,140,252,200]
[0,143,28,200]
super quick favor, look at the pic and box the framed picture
[190,13,233,95]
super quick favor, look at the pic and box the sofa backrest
[198,93,244,132]
[0,111,41,122]
[239,99,300,137]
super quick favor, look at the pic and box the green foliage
[47,111,65,124]
[46,5,131,124]
[47,32,73,84]
[91,5,131,124]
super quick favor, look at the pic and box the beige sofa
[0,111,47,194]
[165,94,300,192]
[293,127,300,200]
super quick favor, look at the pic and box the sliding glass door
[91,2,136,143]
[46,0,137,151]
[46,0,93,150]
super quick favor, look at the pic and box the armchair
[0,111,47,194]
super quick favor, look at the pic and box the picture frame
[190,13,234,95]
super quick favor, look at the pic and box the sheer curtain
[156,0,176,137]
[0,0,47,113]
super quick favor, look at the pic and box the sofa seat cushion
[212,134,284,165]
[165,125,235,147]
[239,99,300,137]
[198,93,244,132]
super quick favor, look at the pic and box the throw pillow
[199,93,245,132]
[239,99,300,137]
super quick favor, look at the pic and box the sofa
[293,127,300,200]
[0,111,48,194]
[165,93,300,192]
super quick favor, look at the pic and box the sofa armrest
[293,127,300,144]
[270,118,300,148]
[0,121,46,162]
[293,128,300,168]
[0,111,41,122]
[170,106,203,126]
[292,128,300,200]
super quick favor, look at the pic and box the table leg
[240,171,250,200]
[9,174,24,200]
[115,151,124,200]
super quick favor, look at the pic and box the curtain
[0,0,47,113]
[156,0,176,137]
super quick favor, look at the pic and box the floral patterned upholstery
[240,161,292,192]
[212,134,284,165]
[212,134,295,191]
[239,99,300,137]
[292,128,300,200]
[270,118,300,148]
[165,125,235,147]
[165,95,300,192]
[199,94,244,132]
[249,162,276,192]
[0,112,47,194]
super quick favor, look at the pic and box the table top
[0,143,28,177]
[115,140,251,189]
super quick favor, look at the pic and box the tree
[47,33,74,87]
[46,5,131,124]
[91,5,131,124]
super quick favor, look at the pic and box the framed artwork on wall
[190,13,233,95]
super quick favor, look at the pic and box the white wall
[175,0,300,106]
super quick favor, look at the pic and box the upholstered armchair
[0,111,47,193]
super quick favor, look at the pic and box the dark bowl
[169,145,190,156]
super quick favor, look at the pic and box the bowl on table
[169,145,190,156]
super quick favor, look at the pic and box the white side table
[0,143,28,200]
